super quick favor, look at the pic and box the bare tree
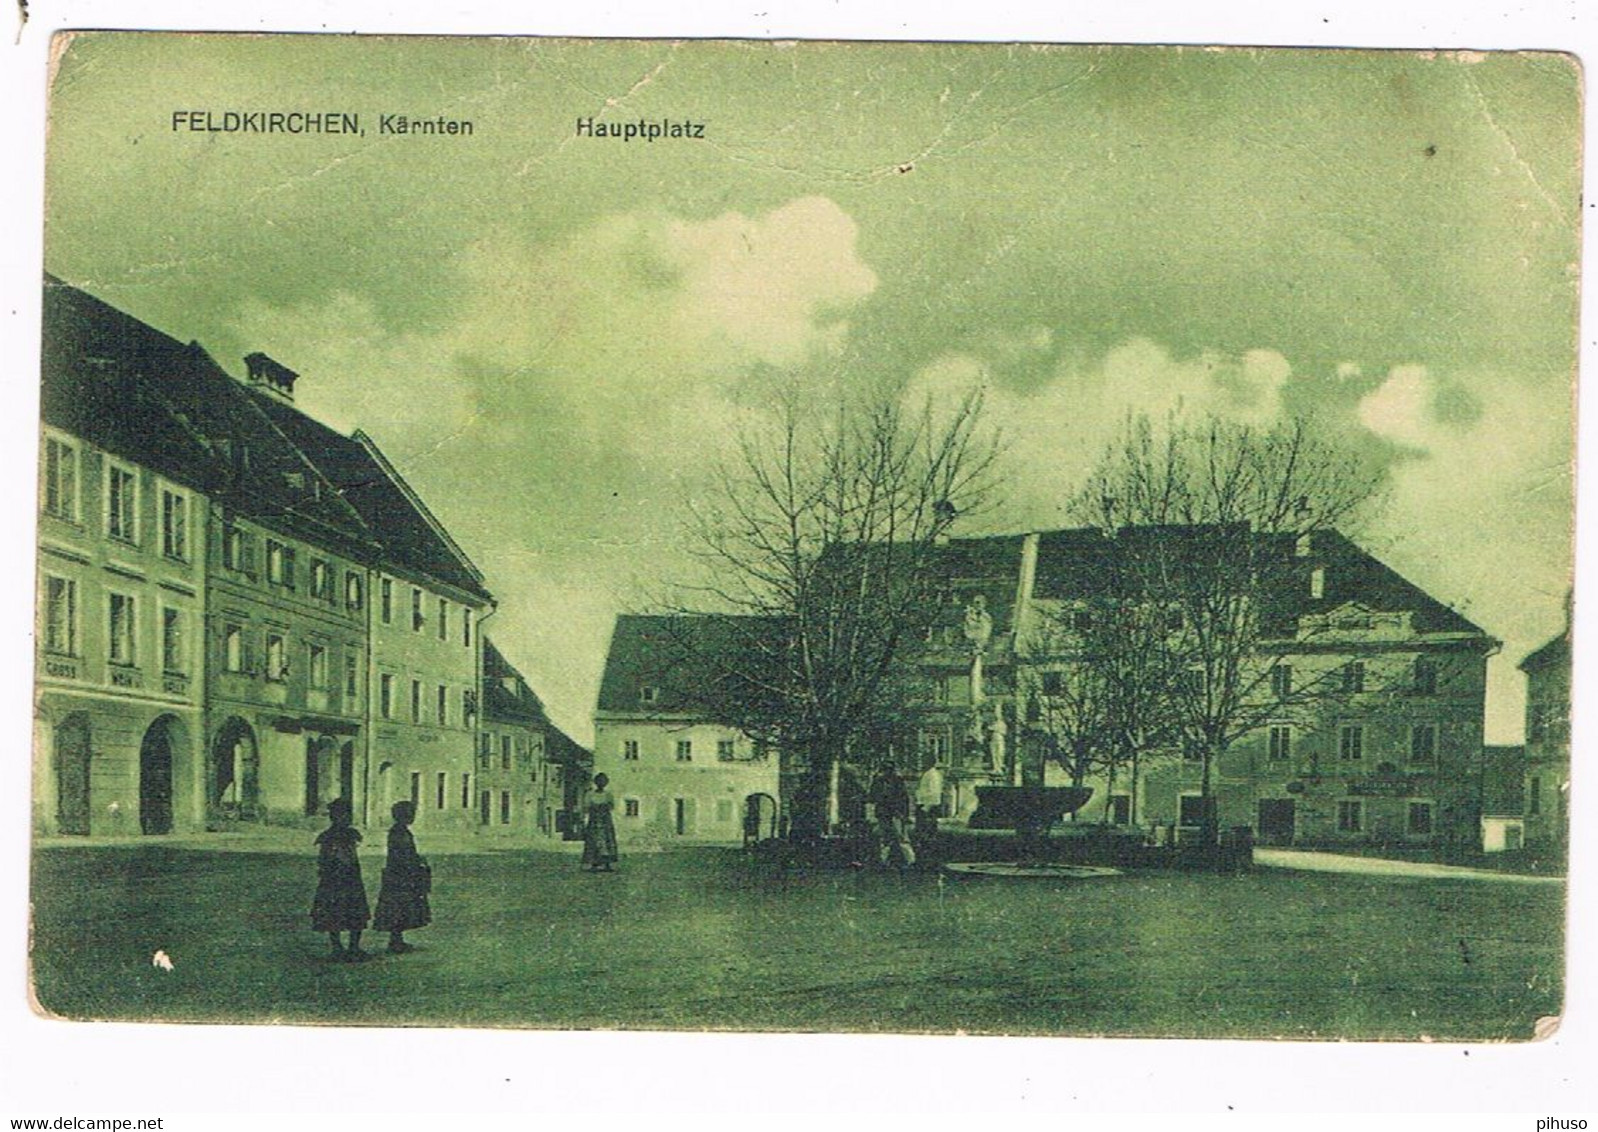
[679,384,1001,834]
[1073,412,1383,844]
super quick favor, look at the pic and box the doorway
[55,713,91,835]
[139,715,178,835]
[1257,798,1296,846]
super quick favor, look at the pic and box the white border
[2,0,1594,1120]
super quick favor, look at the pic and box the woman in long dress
[310,797,370,961]
[371,800,431,953]
[581,773,619,872]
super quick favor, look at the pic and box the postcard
[27,33,1579,1042]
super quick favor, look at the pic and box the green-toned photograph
[31,34,1577,1039]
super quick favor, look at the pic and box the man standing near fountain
[914,759,944,846]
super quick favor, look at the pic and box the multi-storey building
[34,283,215,835]
[243,376,494,835]
[1520,625,1571,850]
[904,528,1499,848]
[479,637,591,839]
[36,278,494,836]
[593,615,781,846]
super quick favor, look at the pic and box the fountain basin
[965,785,1093,832]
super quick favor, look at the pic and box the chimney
[244,352,298,403]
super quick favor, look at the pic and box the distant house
[593,615,781,846]
[1480,744,1528,852]
[480,636,590,839]
[1520,627,1571,850]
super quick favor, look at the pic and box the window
[1270,664,1292,699]
[43,576,76,655]
[438,598,448,641]
[1178,795,1207,827]
[501,734,512,771]
[345,572,363,612]
[499,791,511,825]
[106,463,138,543]
[1342,661,1365,694]
[108,593,136,666]
[160,488,189,560]
[716,799,734,823]
[1407,801,1434,835]
[308,644,328,689]
[409,772,421,809]
[410,679,422,722]
[461,773,472,809]
[1413,657,1438,695]
[717,738,736,761]
[381,578,393,624]
[920,731,948,763]
[624,798,640,818]
[1268,725,1291,762]
[162,608,185,673]
[224,623,244,673]
[462,608,472,648]
[676,740,693,762]
[622,739,639,761]
[1109,795,1131,825]
[222,526,253,574]
[265,634,286,682]
[1310,567,1326,599]
[380,673,394,718]
[42,436,78,521]
[1410,724,1437,765]
[1338,725,1363,762]
[436,772,447,810]
[344,652,358,698]
[1337,800,1362,832]
[1529,777,1542,815]
[412,588,425,632]
[437,684,448,726]
[640,685,659,706]
[1072,609,1093,634]
[266,541,296,589]
[462,688,475,727]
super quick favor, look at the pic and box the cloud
[1357,363,1573,739]
[905,338,1295,526]
[229,196,879,740]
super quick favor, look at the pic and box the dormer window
[640,685,659,706]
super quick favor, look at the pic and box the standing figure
[868,766,916,870]
[372,800,431,954]
[311,797,370,962]
[582,772,619,872]
[914,759,945,846]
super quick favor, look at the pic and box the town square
[23,34,1578,1046]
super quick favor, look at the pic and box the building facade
[479,636,590,840]
[593,616,781,847]
[34,283,219,836]
[1520,628,1571,850]
[37,277,495,837]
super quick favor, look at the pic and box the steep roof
[250,394,490,601]
[481,636,590,765]
[596,613,789,716]
[43,277,489,600]
[1519,630,1570,674]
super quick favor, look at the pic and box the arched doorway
[211,717,260,821]
[54,713,91,836]
[140,714,185,835]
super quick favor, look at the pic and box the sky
[41,35,1581,744]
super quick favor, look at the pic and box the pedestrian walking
[868,766,916,870]
[310,797,370,962]
[914,759,945,844]
[581,772,619,872]
[372,800,431,954]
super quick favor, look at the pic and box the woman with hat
[311,797,371,961]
